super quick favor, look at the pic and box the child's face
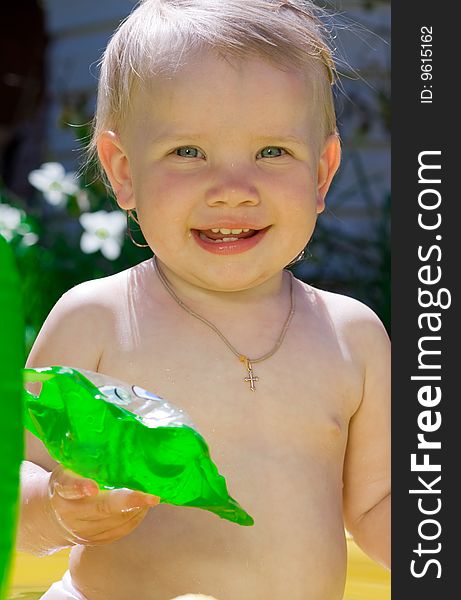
[100,52,340,292]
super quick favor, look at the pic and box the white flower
[21,231,39,247]
[0,203,39,246]
[28,162,79,206]
[79,210,126,260]
[0,203,22,241]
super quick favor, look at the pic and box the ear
[316,134,341,214]
[97,131,135,210]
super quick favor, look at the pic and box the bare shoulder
[26,258,157,372]
[27,269,127,372]
[27,260,156,371]
[303,283,390,362]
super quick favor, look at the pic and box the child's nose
[204,168,260,208]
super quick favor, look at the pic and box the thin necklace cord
[152,256,295,391]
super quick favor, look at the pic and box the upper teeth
[210,228,250,235]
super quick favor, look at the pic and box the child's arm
[18,283,159,555]
[342,305,391,569]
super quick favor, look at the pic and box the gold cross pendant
[241,357,259,392]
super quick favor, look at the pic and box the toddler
[18,1,390,598]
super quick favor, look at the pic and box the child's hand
[47,465,160,546]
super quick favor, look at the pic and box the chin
[195,266,281,293]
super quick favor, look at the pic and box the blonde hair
[89,0,338,163]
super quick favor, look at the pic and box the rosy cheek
[159,169,193,189]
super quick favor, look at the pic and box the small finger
[51,466,99,500]
[98,489,160,515]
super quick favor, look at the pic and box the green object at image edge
[0,236,24,600]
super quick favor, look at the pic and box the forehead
[124,52,320,142]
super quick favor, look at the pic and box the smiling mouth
[193,227,266,243]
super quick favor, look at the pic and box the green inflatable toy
[24,366,254,526]
[0,235,24,600]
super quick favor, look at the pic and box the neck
[152,257,289,314]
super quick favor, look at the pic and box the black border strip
[392,1,459,596]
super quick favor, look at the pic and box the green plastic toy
[0,236,24,600]
[23,366,254,526]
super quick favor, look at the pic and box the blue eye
[257,146,286,159]
[175,147,204,158]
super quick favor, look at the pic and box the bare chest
[73,305,361,598]
[97,302,359,467]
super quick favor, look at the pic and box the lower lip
[191,228,269,255]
